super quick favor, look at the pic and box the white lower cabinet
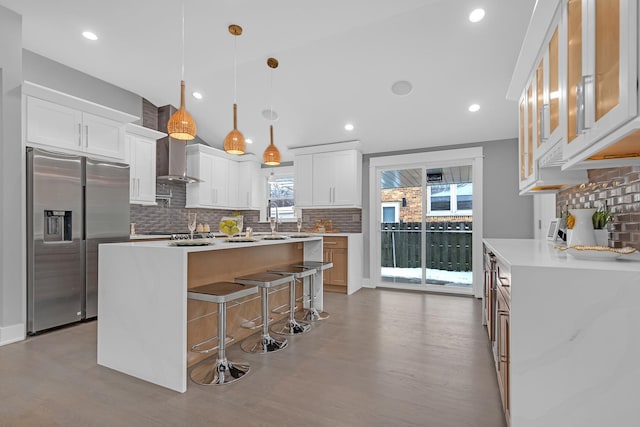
[125,124,165,205]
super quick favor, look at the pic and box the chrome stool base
[270,318,311,336]
[241,334,288,354]
[297,307,330,322]
[190,357,250,386]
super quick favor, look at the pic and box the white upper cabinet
[561,0,639,168]
[510,0,640,175]
[185,144,262,210]
[294,148,362,208]
[312,150,362,207]
[125,124,165,206]
[186,145,229,208]
[24,82,138,161]
[534,7,565,165]
[26,97,83,151]
[294,154,313,208]
[235,161,262,210]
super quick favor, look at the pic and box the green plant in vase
[592,203,612,247]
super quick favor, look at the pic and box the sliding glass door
[378,165,473,294]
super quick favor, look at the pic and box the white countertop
[107,235,322,253]
[129,234,171,240]
[483,238,640,271]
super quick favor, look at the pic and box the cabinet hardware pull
[324,242,337,245]
[78,124,82,146]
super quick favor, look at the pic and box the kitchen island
[97,236,323,392]
[483,238,640,427]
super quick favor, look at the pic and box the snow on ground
[381,267,472,287]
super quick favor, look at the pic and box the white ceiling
[0,0,536,162]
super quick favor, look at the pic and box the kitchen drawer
[322,236,347,249]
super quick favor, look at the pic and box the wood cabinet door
[82,112,124,160]
[322,248,333,284]
[329,248,348,286]
[26,97,82,151]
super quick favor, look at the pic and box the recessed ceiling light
[344,123,355,131]
[192,92,203,100]
[82,31,98,41]
[469,8,485,23]
[245,138,253,144]
[391,80,413,96]
[262,109,279,121]
[468,104,481,112]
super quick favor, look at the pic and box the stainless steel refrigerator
[27,147,130,334]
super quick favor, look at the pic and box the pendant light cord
[269,67,274,121]
[233,36,238,103]
[181,2,185,81]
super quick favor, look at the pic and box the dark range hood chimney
[156,105,200,183]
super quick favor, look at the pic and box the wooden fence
[381,221,472,272]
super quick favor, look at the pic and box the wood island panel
[186,242,305,367]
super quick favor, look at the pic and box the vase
[568,208,596,246]
[219,216,243,237]
[593,229,609,247]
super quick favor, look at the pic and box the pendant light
[263,57,281,166]
[223,24,246,155]
[167,2,197,141]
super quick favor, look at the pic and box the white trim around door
[368,147,484,298]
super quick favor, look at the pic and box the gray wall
[0,5,23,339]
[362,138,533,279]
[23,50,142,121]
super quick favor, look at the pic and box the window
[381,202,400,222]
[267,173,296,221]
[426,183,472,215]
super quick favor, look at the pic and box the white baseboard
[0,323,25,346]
[362,278,375,288]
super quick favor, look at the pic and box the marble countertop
[106,235,322,253]
[483,238,640,271]
[129,234,171,240]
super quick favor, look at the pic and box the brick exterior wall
[130,181,362,234]
[556,166,640,249]
[381,187,422,222]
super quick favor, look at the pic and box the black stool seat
[235,272,292,288]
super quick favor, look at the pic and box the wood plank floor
[0,289,506,427]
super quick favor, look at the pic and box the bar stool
[292,260,332,321]
[266,265,315,335]
[234,272,291,354]
[188,282,257,385]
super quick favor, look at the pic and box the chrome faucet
[269,201,279,232]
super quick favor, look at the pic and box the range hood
[156,105,200,183]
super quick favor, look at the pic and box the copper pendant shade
[224,24,246,155]
[167,80,197,140]
[263,125,281,165]
[263,57,281,165]
[224,103,246,154]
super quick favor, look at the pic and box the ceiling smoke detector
[262,109,279,121]
[391,80,413,96]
